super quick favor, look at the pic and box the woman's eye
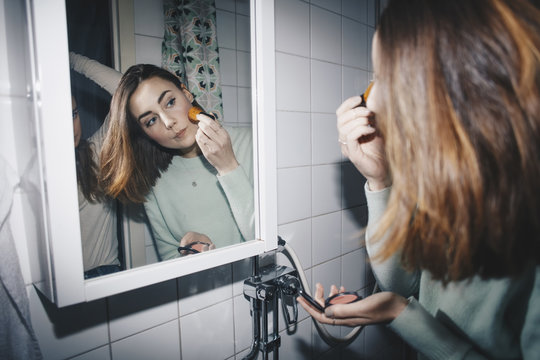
[145,116,157,128]
[166,98,176,108]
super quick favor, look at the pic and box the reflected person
[99,64,254,260]
[72,95,121,279]
[298,0,540,358]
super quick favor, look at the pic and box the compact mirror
[28,0,276,306]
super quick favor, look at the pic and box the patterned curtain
[162,0,223,120]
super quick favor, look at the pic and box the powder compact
[325,291,363,307]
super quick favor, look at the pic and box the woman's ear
[180,83,195,103]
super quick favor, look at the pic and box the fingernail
[325,308,334,318]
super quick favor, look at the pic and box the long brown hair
[76,139,106,202]
[100,64,187,203]
[372,0,540,281]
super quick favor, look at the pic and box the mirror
[28,0,276,306]
[65,0,255,278]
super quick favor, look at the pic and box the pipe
[242,256,261,360]
[278,237,377,346]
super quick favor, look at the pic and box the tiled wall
[2,0,406,359]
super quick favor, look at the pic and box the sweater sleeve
[364,182,420,297]
[217,164,255,241]
[144,190,180,261]
[216,127,255,241]
[521,266,540,359]
[69,52,122,96]
[389,298,488,360]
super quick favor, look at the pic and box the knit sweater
[365,183,540,359]
[144,126,255,260]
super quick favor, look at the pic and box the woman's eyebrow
[158,90,171,104]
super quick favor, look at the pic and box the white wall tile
[367,0,377,27]
[216,0,236,12]
[277,167,312,224]
[310,60,341,114]
[277,111,311,168]
[310,6,341,64]
[311,0,341,14]
[275,0,310,57]
[312,212,341,265]
[220,48,238,86]
[342,0,368,24]
[311,113,341,165]
[29,287,109,360]
[0,0,29,97]
[341,161,367,208]
[237,86,252,124]
[180,299,235,360]
[236,50,251,87]
[236,0,250,16]
[342,18,369,69]
[178,264,233,316]
[233,294,252,352]
[341,248,366,292]
[111,320,180,360]
[312,164,341,216]
[134,35,163,66]
[310,259,342,351]
[278,318,313,360]
[277,218,312,269]
[342,206,367,253]
[221,85,238,124]
[342,66,370,101]
[216,10,236,49]
[276,53,311,112]
[134,0,164,38]
[236,14,250,52]
[232,258,251,296]
[70,345,111,360]
[340,325,365,358]
[108,279,178,341]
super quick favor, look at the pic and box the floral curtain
[162,0,223,120]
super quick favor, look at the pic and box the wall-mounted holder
[242,260,301,360]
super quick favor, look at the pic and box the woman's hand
[178,231,215,256]
[196,115,239,175]
[336,96,390,190]
[297,283,408,327]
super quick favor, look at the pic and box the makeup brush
[188,106,215,123]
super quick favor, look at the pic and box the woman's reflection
[98,64,255,260]
[72,95,122,279]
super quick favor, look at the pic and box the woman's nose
[162,115,177,129]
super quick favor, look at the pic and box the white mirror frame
[27,0,276,307]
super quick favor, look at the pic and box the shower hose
[278,237,380,346]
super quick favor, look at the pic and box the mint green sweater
[145,126,254,260]
[365,184,540,359]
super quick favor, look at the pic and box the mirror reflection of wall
[66,0,254,276]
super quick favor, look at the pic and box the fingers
[197,116,224,141]
[336,95,363,117]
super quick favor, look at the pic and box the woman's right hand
[336,96,390,190]
[178,232,215,256]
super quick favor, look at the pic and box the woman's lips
[174,128,186,139]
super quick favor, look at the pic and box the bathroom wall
[1,0,407,359]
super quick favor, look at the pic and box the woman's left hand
[297,283,408,327]
[196,115,239,175]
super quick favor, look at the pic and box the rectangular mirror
[28,0,276,307]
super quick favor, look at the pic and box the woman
[298,0,540,358]
[72,96,121,279]
[71,52,124,278]
[100,64,254,260]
